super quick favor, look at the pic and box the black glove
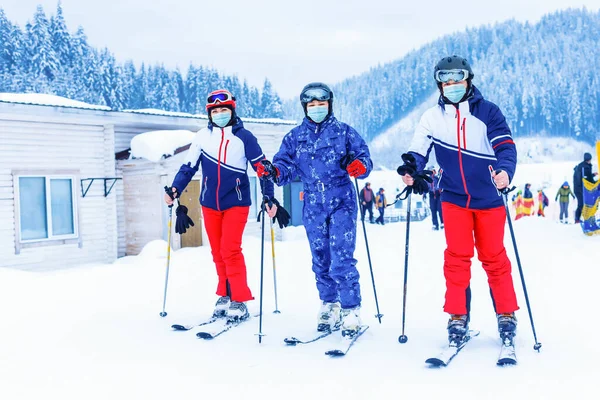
[175,204,195,234]
[271,198,290,229]
[396,153,432,196]
[396,153,417,176]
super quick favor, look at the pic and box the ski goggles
[207,91,234,105]
[300,87,332,103]
[435,69,470,83]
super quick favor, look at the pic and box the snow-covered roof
[122,108,206,119]
[240,116,297,125]
[130,130,196,162]
[0,93,111,111]
[0,93,297,125]
[124,108,297,125]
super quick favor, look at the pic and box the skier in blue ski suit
[257,82,372,336]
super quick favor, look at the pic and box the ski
[196,317,251,340]
[497,339,517,366]
[171,316,219,331]
[324,325,369,357]
[284,328,340,346]
[425,330,480,367]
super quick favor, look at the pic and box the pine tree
[49,2,72,67]
[28,5,59,81]
[260,78,283,118]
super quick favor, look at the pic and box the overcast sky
[2,0,600,98]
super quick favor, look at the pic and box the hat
[584,152,592,161]
[379,188,384,192]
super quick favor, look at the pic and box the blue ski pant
[302,182,361,309]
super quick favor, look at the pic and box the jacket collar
[301,112,336,132]
[438,85,484,114]
[208,116,244,133]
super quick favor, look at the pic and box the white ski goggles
[435,69,470,83]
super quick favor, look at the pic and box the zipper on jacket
[216,129,225,211]
[235,178,242,201]
[201,176,208,201]
[456,107,471,208]
[462,118,467,149]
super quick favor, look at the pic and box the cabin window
[15,175,78,243]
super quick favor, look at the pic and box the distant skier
[523,183,534,216]
[536,189,549,217]
[573,152,598,223]
[359,182,375,223]
[165,89,288,323]
[374,187,387,225]
[555,182,575,223]
[426,167,444,230]
[257,82,373,338]
[397,55,519,347]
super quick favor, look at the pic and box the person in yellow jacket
[375,188,387,225]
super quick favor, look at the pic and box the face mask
[212,111,232,127]
[443,84,467,104]
[306,105,328,123]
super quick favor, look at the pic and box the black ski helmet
[434,55,474,81]
[299,82,334,116]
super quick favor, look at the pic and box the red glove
[346,159,367,178]
[256,159,279,180]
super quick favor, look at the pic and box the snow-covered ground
[1,164,598,399]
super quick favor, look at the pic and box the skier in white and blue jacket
[165,89,285,323]
[398,56,519,347]
[257,82,373,338]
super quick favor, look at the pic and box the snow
[130,130,195,162]
[122,108,296,125]
[0,162,598,399]
[239,116,297,125]
[0,92,111,111]
[123,108,205,119]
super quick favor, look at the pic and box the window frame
[12,170,81,254]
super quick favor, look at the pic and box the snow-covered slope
[0,165,598,399]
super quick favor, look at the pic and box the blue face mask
[443,84,467,104]
[306,105,329,123]
[212,111,232,128]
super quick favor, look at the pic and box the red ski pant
[202,206,253,302]
[442,202,519,315]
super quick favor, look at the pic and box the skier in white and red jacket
[397,55,519,346]
[165,89,288,323]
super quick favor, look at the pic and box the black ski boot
[497,313,517,345]
[447,314,469,345]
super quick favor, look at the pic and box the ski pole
[398,192,412,343]
[269,218,281,314]
[256,191,268,343]
[501,186,542,352]
[353,177,383,323]
[160,186,175,317]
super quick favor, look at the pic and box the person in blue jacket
[257,82,373,338]
[425,166,444,230]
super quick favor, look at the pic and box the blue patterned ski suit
[272,114,372,309]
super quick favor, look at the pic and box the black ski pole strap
[501,185,517,196]
[394,186,412,202]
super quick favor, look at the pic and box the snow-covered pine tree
[260,78,283,118]
[28,6,59,82]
